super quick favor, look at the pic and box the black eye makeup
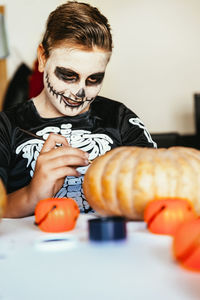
[54,67,105,86]
[86,72,105,86]
[55,67,79,82]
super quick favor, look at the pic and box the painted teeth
[62,95,83,106]
[67,99,81,105]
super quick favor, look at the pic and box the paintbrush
[19,128,45,141]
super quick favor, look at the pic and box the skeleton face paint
[42,47,111,117]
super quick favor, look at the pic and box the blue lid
[88,216,127,242]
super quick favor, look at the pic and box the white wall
[2,0,200,134]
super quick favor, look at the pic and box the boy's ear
[37,44,46,72]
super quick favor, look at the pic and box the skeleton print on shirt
[129,117,157,148]
[16,123,113,213]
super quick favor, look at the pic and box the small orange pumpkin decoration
[35,197,80,232]
[0,179,7,219]
[173,217,200,271]
[83,146,200,220]
[144,198,197,235]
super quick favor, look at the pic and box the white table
[0,215,199,300]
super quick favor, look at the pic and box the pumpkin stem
[147,205,166,228]
[35,205,57,226]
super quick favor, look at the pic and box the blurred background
[1,0,200,147]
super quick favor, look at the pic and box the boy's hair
[41,1,113,57]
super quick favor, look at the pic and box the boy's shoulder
[92,95,124,108]
[90,96,127,116]
[0,100,35,127]
[2,100,33,116]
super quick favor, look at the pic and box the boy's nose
[76,88,85,99]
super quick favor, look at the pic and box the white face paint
[42,47,111,117]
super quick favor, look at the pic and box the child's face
[39,46,111,117]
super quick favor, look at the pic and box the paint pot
[88,217,127,242]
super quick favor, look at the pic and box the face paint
[42,47,111,117]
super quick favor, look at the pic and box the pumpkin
[0,179,7,219]
[83,146,200,220]
[144,198,197,235]
[173,217,200,271]
[35,197,80,232]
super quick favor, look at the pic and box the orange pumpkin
[144,198,197,235]
[83,146,200,220]
[173,217,200,271]
[0,179,7,219]
[35,197,80,232]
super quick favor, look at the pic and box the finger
[41,133,69,153]
[37,166,82,183]
[53,166,82,178]
[40,145,89,161]
[38,155,89,174]
[52,154,89,168]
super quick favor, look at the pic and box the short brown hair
[41,1,113,58]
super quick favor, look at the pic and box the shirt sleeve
[119,104,157,148]
[0,112,13,188]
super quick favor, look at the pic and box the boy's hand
[28,133,89,203]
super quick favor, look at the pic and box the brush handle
[19,128,45,141]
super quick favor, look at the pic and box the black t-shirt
[0,96,156,212]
